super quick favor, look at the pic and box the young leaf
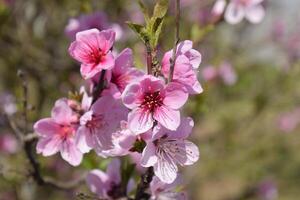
[138,0,150,23]
[152,0,169,19]
[126,22,149,43]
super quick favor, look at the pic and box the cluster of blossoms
[212,0,265,24]
[34,27,202,199]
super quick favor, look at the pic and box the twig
[168,0,181,82]
[134,167,154,200]
[17,70,28,135]
[6,70,85,191]
[92,70,106,104]
[145,40,153,75]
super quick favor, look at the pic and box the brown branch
[134,167,154,200]
[6,70,85,191]
[92,70,106,104]
[168,0,181,82]
[145,40,153,75]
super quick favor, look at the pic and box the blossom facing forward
[34,98,82,166]
[141,117,199,183]
[76,95,128,156]
[68,29,115,79]
[122,75,188,134]
[225,0,265,24]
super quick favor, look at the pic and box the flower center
[86,114,105,130]
[140,91,163,112]
[90,48,105,64]
[111,73,130,92]
[60,125,74,140]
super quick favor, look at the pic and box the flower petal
[153,106,180,131]
[36,136,62,156]
[163,82,188,110]
[51,98,74,124]
[86,169,110,198]
[128,108,154,134]
[154,158,178,184]
[34,118,60,137]
[75,126,92,153]
[225,2,245,24]
[60,139,83,166]
[141,142,158,167]
[106,159,121,184]
[245,4,265,24]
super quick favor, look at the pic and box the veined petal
[141,142,158,167]
[75,126,92,153]
[128,108,154,134]
[163,83,188,110]
[153,106,180,131]
[37,135,62,156]
[51,98,74,124]
[60,139,83,166]
[154,157,178,184]
[34,118,60,137]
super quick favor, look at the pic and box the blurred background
[0,0,300,199]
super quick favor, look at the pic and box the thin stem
[17,70,28,135]
[168,0,180,82]
[92,70,106,104]
[134,167,154,200]
[146,40,153,75]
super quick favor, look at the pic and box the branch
[145,40,153,75]
[6,70,85,191]
[168,0,180,82]
[134,167,154,200]
[92,70,106,104]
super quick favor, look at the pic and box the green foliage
[127,0,169,49]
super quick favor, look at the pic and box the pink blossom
[65,12,108,40]
[278,108,300,133]
[0,133,18,154]
[76,95,128,156]
[219,61,237,85]
[68,29,116,79]
[162,40,202,69]
[141,117,199,183]
[225,0,265,24]
[211,0,227,21]
[122,75,188,134]
[257,180,278,200]
[162,55,203,94]
[150,175,187,200]
[86,159,134,199]
[34,98,83,166]
[106,48,144,99]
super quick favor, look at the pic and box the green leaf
[138,0,150,23]
[126,22,149,43]
[152,0,169,19]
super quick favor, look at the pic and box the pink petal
[60,139,83,166]
[186,48,202,69]
[122,83,143,109]
[163,82,188,109]
[128,108,154,134]
[153,106,180,131]
[140,75,165,93]
[86,169,110,198]
[106,159,121,184]
[141,142,158,167]
[245,4,265,24]
[154,158,178,184]
[225,2,245,24]
[51,98,74,124]
[36,135,62,156]
[170,117,194,139]
[182,140,199,165]
[75,126,92,153]
[114,48,133,75]
[34,118,60,137]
